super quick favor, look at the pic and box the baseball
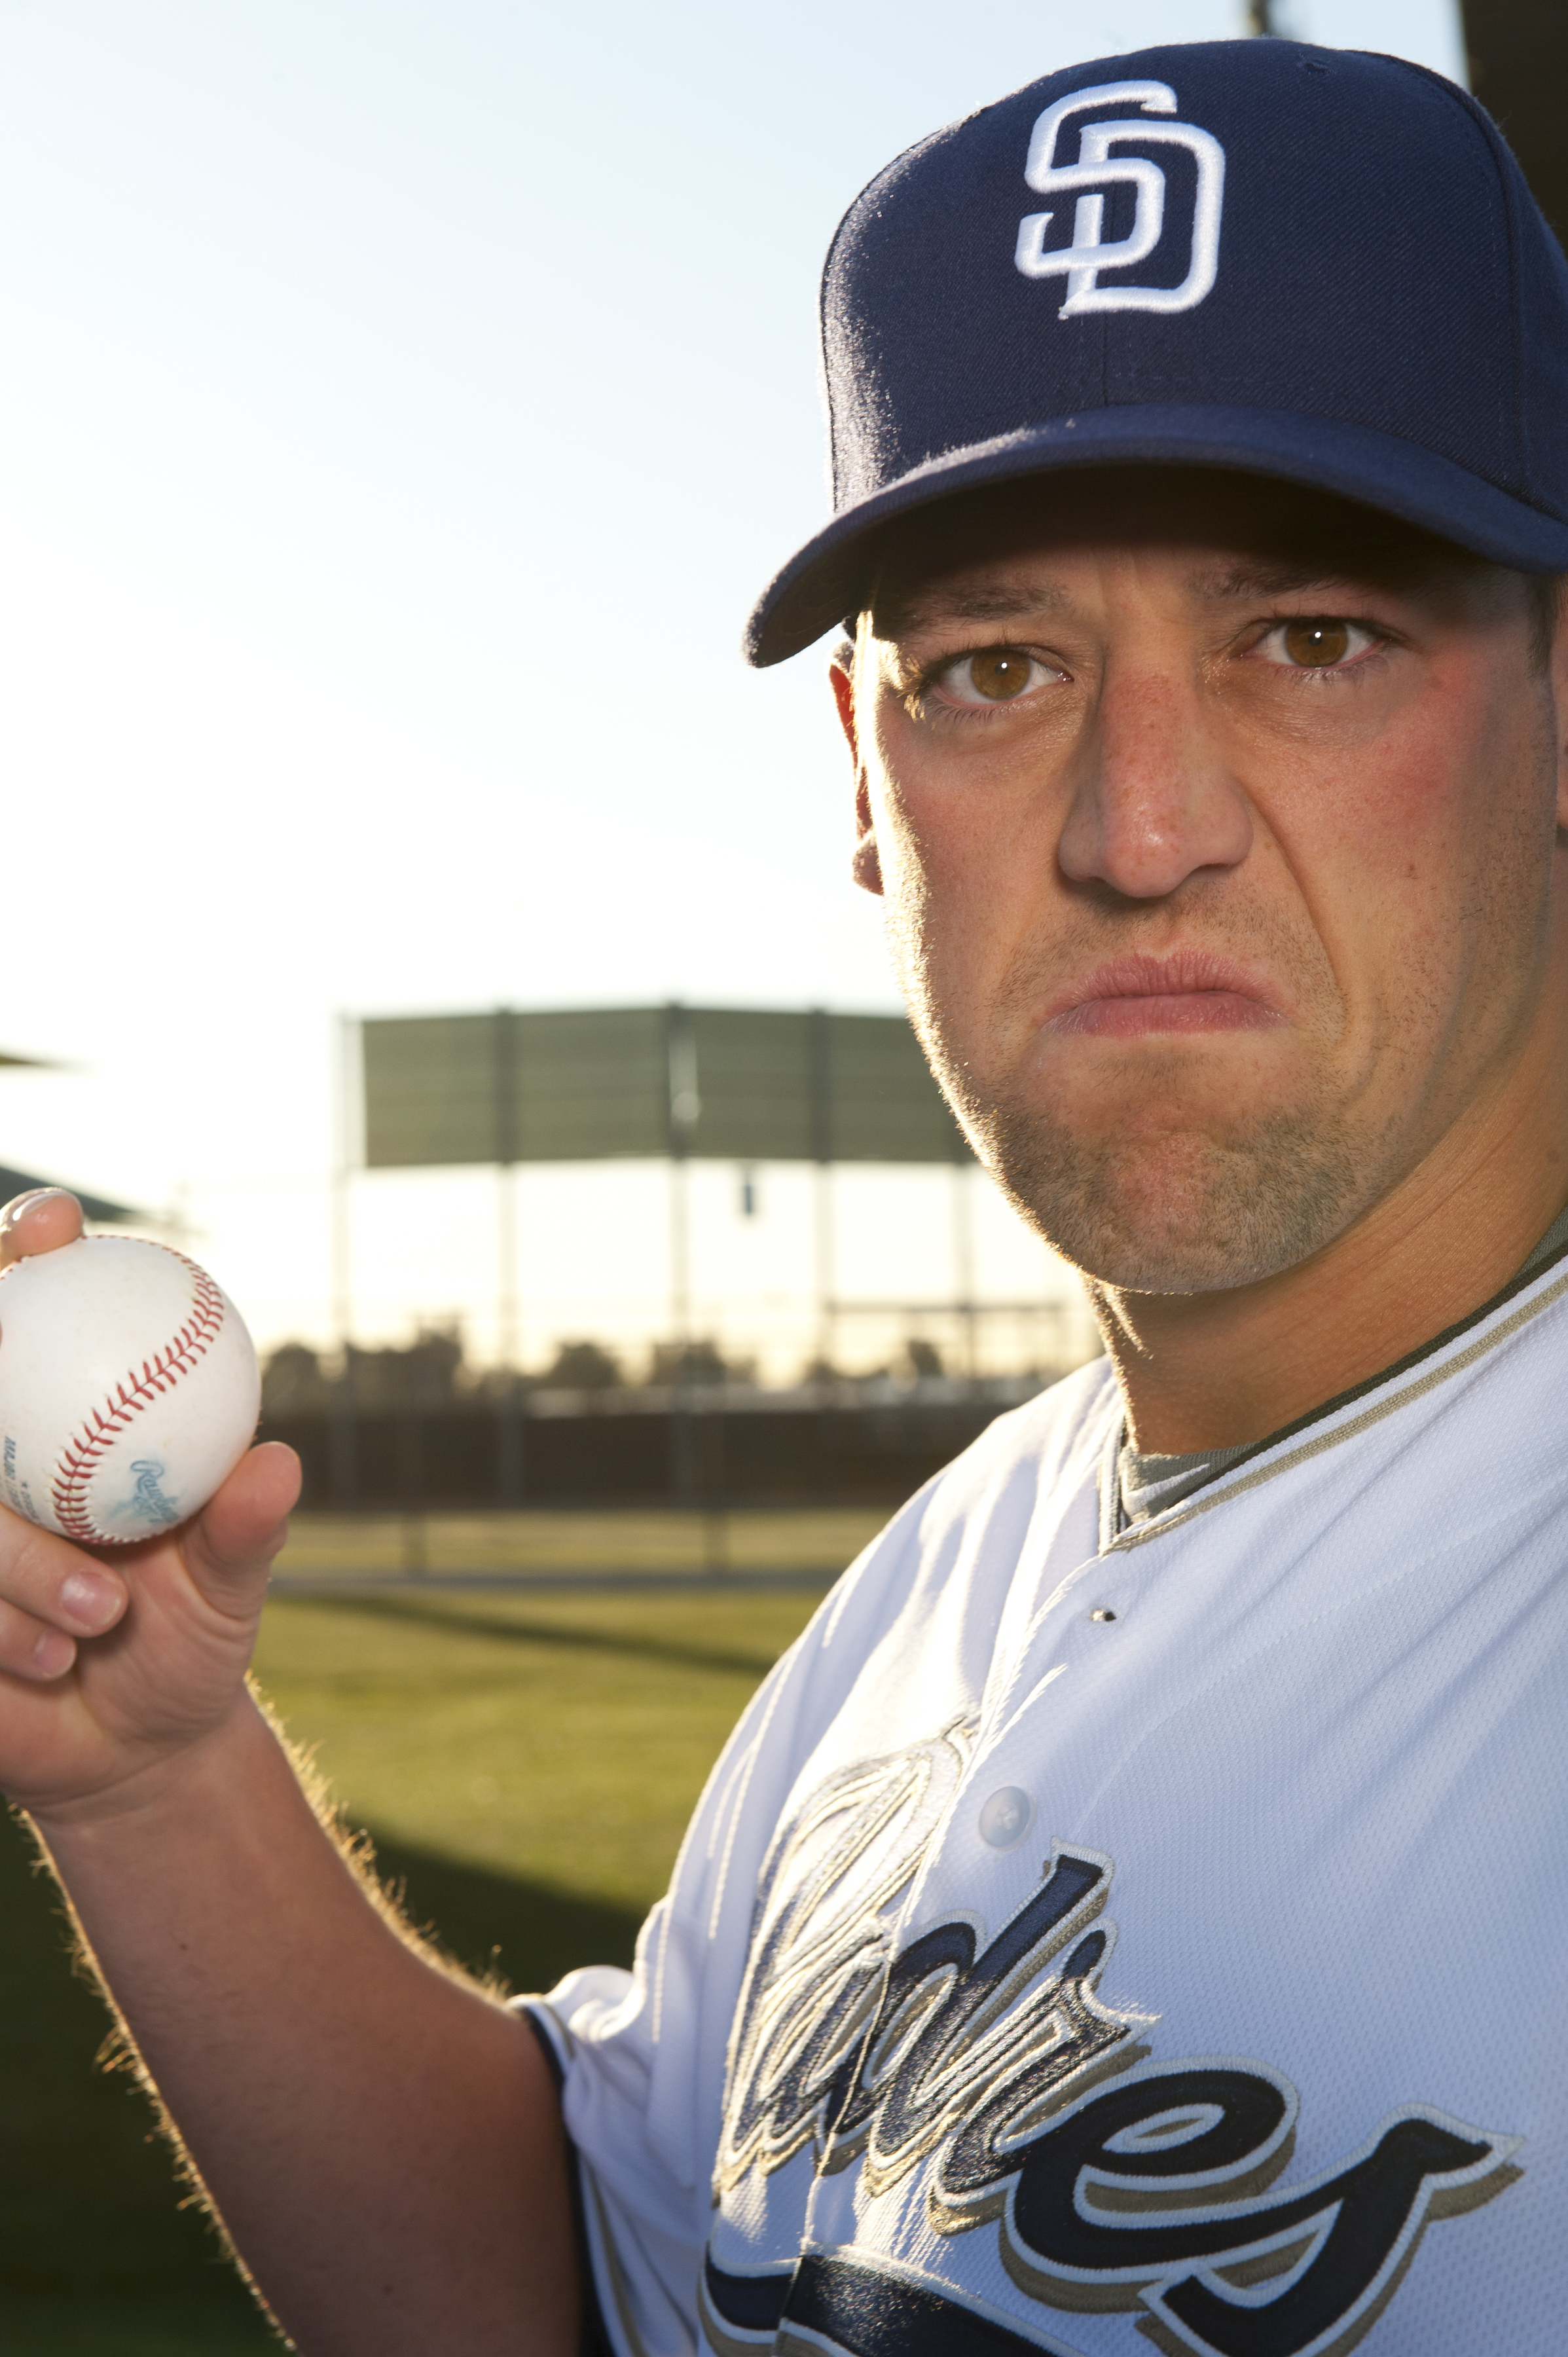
[0,1235,261,1545]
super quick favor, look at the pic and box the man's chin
[981,1112,1364,1298]
[1068,1226,1302,1298]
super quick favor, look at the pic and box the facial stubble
[968,1067,1369,1296]
[903,902,1389,1298]
[915,815,1552,1300]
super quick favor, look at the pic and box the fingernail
[32,1627,75,1677]
[0,1187,65,1230]
[59,1570,123,1631]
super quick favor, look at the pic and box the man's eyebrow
[1186,558,1391,600]
[874,579,1075,635]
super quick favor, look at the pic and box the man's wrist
[26,1687,282,1848]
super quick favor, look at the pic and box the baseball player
[1,35,1566,2357]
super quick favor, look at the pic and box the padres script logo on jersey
[1014,82,1226,319]
[704,1727,1520,2357]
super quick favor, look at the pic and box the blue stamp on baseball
[122,1457,181,1529]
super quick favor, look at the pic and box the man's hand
[0,1189,300,1821]
[1,1189,580,2350]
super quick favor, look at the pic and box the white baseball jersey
[525,1248,1568,2357]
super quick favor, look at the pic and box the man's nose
[1056,664,1253,899]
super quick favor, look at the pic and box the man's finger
[179,1443,302,1607]
[0,1591,87,1681]
[0,1188,84,1267]
[0,1510,128,1637]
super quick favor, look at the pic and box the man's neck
[1095,1090,1568,1457]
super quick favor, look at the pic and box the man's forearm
[30,1692,579,2356]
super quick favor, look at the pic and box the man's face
[836,472,1568,1294]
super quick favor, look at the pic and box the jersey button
[978,1786,1034,1848]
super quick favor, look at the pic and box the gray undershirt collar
[1116,1198,1568,1527]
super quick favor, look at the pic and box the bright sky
[0,0,1466,1376]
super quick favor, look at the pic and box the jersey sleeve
[517,1507,941,2356]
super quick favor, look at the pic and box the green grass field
[1,1577,830,2352]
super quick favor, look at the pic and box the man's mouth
[1042,954,1285,1039]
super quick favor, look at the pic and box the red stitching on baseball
[50,1254,225,1543]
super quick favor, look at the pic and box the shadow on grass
[288,1588,784,1680]
[366,1824,642,1991]
[1,1804,641,2353]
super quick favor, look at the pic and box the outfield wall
[261,1389,1053,1512]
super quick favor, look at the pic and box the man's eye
[1258,617,1377,669]
[932,647,1052,705]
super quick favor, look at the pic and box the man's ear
[831,654,883,897]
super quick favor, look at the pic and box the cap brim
[745,403,1568,667]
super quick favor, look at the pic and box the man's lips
[1041,955,1286,1040]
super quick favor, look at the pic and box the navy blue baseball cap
[746,39,1568,667]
